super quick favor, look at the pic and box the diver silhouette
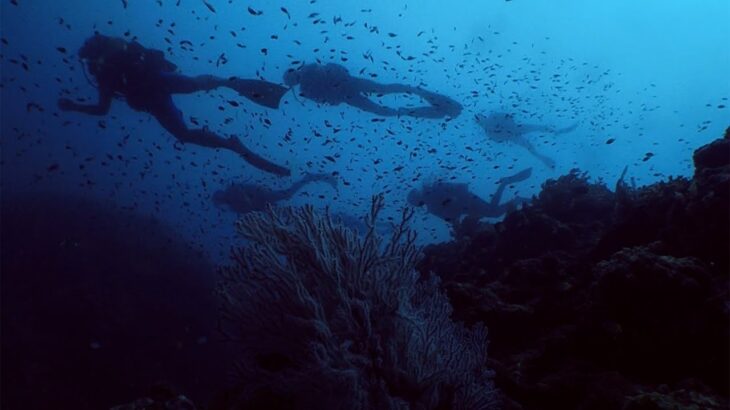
[407,167,533,225]
[283,63,462,119]
[212,173,338,214]
[58,34,291,176]
[475,112,577,169]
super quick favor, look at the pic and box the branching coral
[217,195,498,410]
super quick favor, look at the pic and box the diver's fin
[615,165,630,192]
[228,78,289,109]
[497,167,533,185]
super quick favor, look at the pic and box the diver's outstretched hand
[498,167,533,185]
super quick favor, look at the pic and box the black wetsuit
[61,35,290,176]
[410,168,532,224]
[292,63,462,118]
[213,173,338,213]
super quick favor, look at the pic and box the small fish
[202,0,216,13]
[605,138,615,144]
[280,7,290,19]
[247,6,262,16]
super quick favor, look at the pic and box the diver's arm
[57,87,113,116]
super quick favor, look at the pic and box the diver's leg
[511,136,556,168]
[487,180,509,211]
[387,88,462,118]
[353,78,419,95]
[344,94,399,116]
[354,79,462,118]
[159,73,228,94]
[482,168,533,216]
[350,79,417,116]
[520,124,555,134]
[160,74,287,109]
[524,143,556,168]
[409,89,463,118]
[556,123,578,134]
[533,152,556,168]
[226,138,291,176]
[150,98,291,176]
[522,123,577,135]
[497,167,532,186]
[150,97,232,149]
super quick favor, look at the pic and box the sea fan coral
[217,195,498,410]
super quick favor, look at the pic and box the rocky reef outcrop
[418,130,730,409]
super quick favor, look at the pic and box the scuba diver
[475,112,577,169]
[212,173,338,214]
[58,34,291,176]
[407,167,533,226]
[283,63,462,119]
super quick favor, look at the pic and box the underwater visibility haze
[1,0,728,409]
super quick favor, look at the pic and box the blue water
[2,0,728,261]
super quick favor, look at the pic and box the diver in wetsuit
[407,167,533,225]
[58,34,291,176]
[212,173,338,214]
[475,112,577,169]
[283,63,462,119]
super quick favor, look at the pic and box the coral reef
[418,132,730,409]
[215,195,498,410]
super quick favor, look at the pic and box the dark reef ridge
[1,194,229,410]
[418,130,730,410]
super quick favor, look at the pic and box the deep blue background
[2,0,728,260]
